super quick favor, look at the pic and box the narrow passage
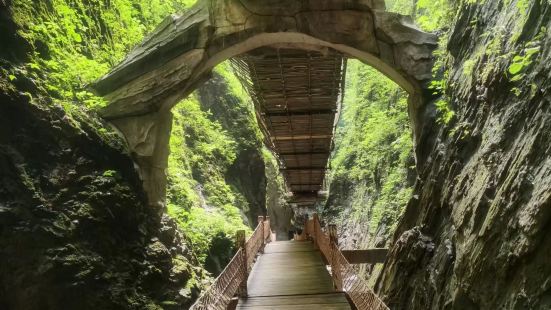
[237,241,351,310]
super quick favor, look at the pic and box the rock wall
[197,73,267,225]
[0,89,205,310]
[0,2,210,309]
[377,1,551,309]
[264,152,294,240]
[196,71,292,240]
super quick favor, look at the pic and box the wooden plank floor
[237,241,351,309]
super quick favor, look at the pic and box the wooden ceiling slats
[231,47,345,205]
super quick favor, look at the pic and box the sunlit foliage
[9,0,196,113]
[327,60,413,234]
[166,62,263,262]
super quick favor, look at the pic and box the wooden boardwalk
[236,241,351,310]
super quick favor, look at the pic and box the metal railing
[305,214,390,310]
[190,216,271,310]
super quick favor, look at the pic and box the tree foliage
[386,0,453,32]
[6,0,262,267]
[7,0,196,114]
[166,63,264,263]
[326,60,413,236]
[166,94,246,263]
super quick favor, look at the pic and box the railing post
[258,215,265,253]
[236,230,248,297]
[328,224,343,291]
[328,224,338,246]
[312,213,319,249]
[265,216,271,242]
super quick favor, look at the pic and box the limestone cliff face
[377,1,551,309]
[0,89,205,310]
[197,73,267,226]
[0,3,207,308]
[196,72,292,240]
[264,153,294,240]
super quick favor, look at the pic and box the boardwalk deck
[237,241,351,310]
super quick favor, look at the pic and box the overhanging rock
[91,0,437,208]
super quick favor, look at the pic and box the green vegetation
[325,60,413,236]
[415,0,453,32]
[0,0,195,150]
[507,26,545,97]
[509,0,532,43]
[5,0,196,115]
[167,95,246,260]
[386,0,453,32]
[211,63,265,149]
[323,1,456,282]
[5,0,261,271]
[166,63,262,263]
[323,0,456,246]
[386,0,456,124]
[508,41,541,80]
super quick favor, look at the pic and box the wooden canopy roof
[232,47,346,206]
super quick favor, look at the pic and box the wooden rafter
[231,47,345,206]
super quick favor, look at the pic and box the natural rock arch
[92,0,437,208]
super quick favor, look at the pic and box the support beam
[312,213,319,250]
[341,249,389,264]
[280,167,327,171]
[258,215,265,254]
[279,151,330,156]
[291,202,317,207]
[288,191,320,204]
[263,109,335,117]
[328,224,342,291]
[290,191,319,195]
[288,199,318,204]
[272,134,332,141]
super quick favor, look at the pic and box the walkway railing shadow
[190,216,272,310]
[301,214,390,310]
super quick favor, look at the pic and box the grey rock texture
[0,89,205,310]
[196,73,267,226]
[264,153,294,240]
[0,2,208,308]
[377,1,551,309]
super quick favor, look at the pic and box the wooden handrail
[304,214,390,310]
[341,249,388,264]
[190,217,272,310]
[191,214,387,310]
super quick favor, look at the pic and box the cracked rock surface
[377,1,551,309]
